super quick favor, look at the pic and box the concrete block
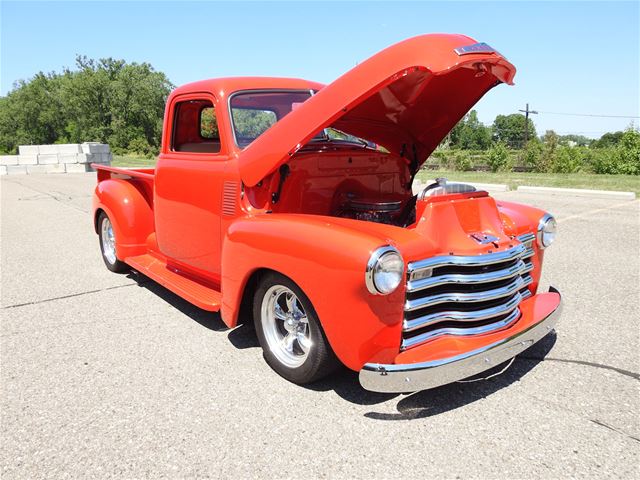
[37,154,60,165]
[0,165,6,175]
[7,165,28,175]
[56,144,82,154]
[18,145,39,155]
[38,144,59,155]
[516,185,636,200]
[96,153,112,164]
[18,155,38,165]
[59,154,79,164]
[81,143,110,154]
[64,163,92,173]
[76,153,91,164]
[0,155,19,166]
[27,164,66,174]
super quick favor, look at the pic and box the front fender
[497,200,549,293]
[221,214,406,370]
[92,178,154,260]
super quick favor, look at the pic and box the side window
[171,99,221,153]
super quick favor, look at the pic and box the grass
[112,156,639,194]
[111,154,157,168]
[417,170,640,195]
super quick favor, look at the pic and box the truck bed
[92,163,155,181]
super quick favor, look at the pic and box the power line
[536,110,640,119]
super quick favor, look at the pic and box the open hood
[237,34,516,187]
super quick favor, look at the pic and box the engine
[337,198,402,225]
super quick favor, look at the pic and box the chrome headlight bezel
[537,213,557,249]
[365,246,404,295]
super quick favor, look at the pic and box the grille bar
[401,239,536,351]
[401,307,521,350]
[407,260,533,293]
[404,292,522,332]
[408,244,527,279]
[405,274,532,311]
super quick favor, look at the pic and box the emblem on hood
[454,42,497,56]
[470,232,500,245]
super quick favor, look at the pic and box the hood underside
[237,34,516,187]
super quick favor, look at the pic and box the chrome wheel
[101,216,117,265]
[261,285,311,368]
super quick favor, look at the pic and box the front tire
[98,212,128,273]
[253,272,340,385]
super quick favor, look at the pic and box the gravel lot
[2,173,639,479]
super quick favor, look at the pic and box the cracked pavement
[1,173,639,478]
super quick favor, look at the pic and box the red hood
[237,34,516,187]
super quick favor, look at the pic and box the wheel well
[236,268,280,326]
[94,208,105,234]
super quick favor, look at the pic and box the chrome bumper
[359,287,562,393]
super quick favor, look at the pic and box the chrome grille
[401,234,536,350]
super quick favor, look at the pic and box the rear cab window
[172,99,221,153]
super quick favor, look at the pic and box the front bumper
[359,287,562,393]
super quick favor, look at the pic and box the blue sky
[1,1,639,138]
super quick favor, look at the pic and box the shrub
[487,142,511,172]
[551,146,586,173]
[127,137,154,157]
[613,128,640,175]
[592,129,640,175]
[452,150,473,171]
[522,142,543,171]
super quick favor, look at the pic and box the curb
[416,179,509,193]
[516,185,636,200]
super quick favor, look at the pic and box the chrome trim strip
[517,232,536,246]
[359,287,562,393]
[403,292,522,332]
[523,247,534,259]
[405,275,532,311]
[408,244,526,277]
[401,307,521,350]
[407,260,533,293]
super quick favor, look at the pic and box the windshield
[230,90,312,147]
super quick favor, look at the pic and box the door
[154,93,227,282]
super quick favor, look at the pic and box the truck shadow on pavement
[128,271,556,419]
[308,333,557,420]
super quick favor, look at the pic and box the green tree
[492,113,536,149]
[592,131,624,149]
[449,110,492,150]
[0,55,173,154]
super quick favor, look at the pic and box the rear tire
[98,212,129,273]
[253,272,340,385]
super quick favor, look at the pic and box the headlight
[537,213,557,249]
[366,246,404,295]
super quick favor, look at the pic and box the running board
[125,254,222,311]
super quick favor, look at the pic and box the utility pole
[518,103,538,147]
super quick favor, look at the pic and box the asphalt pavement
[1,173,639,479]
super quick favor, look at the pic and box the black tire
[97,212,129,273]
[253,272,340,385]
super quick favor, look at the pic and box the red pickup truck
[92,34,561,393]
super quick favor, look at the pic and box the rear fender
[221,214,406,370]
[92,178,154,260]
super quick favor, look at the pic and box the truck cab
[92,34,561,393]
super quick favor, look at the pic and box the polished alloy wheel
[261,285,312,368]
[101,216,117,265]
